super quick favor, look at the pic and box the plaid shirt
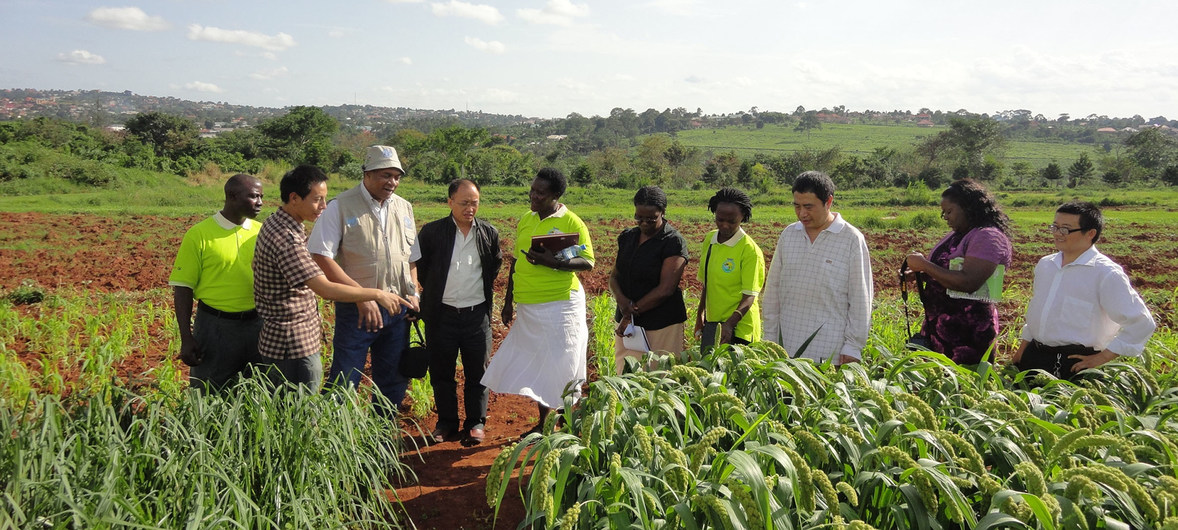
[253,207,324,359]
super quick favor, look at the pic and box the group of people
[170,144,1158,447]
[609,172,1156,386]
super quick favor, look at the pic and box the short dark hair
[792,171,836,203]
[708,187,753,222]
[535,168,567,198]
[941,179,1011,234]
[280,165,328,204]
[448,178,480,198]
[1056,200,1103,244]
[633,186,667,212]
[224,173,259,198]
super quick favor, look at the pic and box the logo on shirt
[722,258,735,273]
[345,217,360,228]
[403,215,414,231]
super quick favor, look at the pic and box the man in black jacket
[411,179,502,444]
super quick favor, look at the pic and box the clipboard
[621,322,650,352]
[531,232,579,252]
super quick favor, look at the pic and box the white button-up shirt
[1021,245,1156,356]
[761,213,873,363]
[408,219,485,308]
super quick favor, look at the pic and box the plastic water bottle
[557,244,586,260]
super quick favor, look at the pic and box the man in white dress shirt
[1013,201,1155,380]
[411,179,502,444]
[762,171,874,364]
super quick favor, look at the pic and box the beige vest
[333,185,415,295]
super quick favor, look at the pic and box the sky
[3,0,1177,120]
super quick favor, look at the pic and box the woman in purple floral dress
[904,179,1012,365]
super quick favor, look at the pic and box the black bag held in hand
[400,319,429,379]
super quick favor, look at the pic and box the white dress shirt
[409,219,485,308]
[1021,245,1156,356]
[761,213,874,363]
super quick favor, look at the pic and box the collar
[450,215,478,231]
[358,183,388,208]
[532,203,569,220]
[787,212,845,233]
[711,227,747,247]
[213,211,253,231]
[274,206,302,228]
[1053,244,1099,268]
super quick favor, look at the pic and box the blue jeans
[327,301,409,409]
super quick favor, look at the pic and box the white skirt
[481,289,588,408]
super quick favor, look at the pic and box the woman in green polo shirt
[694,187,766,352]
[481,168,595,439]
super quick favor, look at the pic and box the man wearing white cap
[308,145,419,413]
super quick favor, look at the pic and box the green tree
[256,106,340,167]
[1161,165,1178,186]
[1101,170,1122,187]
[1041,162,1064,186]
[1124,127,1177,176]
[794,111,821,140]
[123,112,199,159]
[1067,153,1094,188]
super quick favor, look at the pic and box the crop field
[2,184,1178,528]
[670,123,1100,169]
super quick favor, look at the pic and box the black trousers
[425,307,492,431]
[1016,340,1099,381]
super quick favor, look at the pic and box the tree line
[2,106,1176,191]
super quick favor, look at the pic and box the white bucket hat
[362,145,405,174]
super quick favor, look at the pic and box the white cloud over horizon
[430,1,504,25]
[186,25,296,52]
[86,7,169,31]
[517,0,589,26]
[56,50,106,65]
[184,81,224,93]
[464,36,505,54]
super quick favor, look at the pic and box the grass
[670,122,1100,169]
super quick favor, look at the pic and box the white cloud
[640,0,701,16]
[57,49,106,65]
[517,0,589,26]
[383,0,424,3]
[261,52,279,60]
[86,7,169,31]
[187,25,296,52]
[250,66,289,80]
[464,36,505,54]
[430,1,504,25]
[400,57,413,65]
[185,81,224,93]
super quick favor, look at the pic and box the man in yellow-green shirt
[169,174,264,392]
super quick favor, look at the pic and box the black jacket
[415,215,502,323]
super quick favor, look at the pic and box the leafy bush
[6,280,44,305]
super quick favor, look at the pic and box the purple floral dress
[917,226,1012,365]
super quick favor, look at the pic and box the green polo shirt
[169,213,259,312]
[512,205,595,305]
[697,228,765,342]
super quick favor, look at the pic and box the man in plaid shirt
[252,165,411,390]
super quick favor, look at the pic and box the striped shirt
[253,207,325,360]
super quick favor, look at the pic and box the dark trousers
[425,307,491,431]
[1016,341,1099,381]
[191,308,261,392]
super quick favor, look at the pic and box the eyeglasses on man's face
[1047,224,1085,236]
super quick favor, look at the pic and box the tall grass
[0,379,412,528]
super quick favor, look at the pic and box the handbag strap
[702,239,714,314]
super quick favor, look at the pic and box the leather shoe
[466,427,485,444]
[431,427,459,443]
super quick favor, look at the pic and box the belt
[441,303,482,314]
[198,300,258,321]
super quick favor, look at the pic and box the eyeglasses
[634,215,660,223]
[455,200,479,208]
[1047,224,1085,236]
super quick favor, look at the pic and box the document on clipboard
[621,322,650,352]
[531,231,579,252]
